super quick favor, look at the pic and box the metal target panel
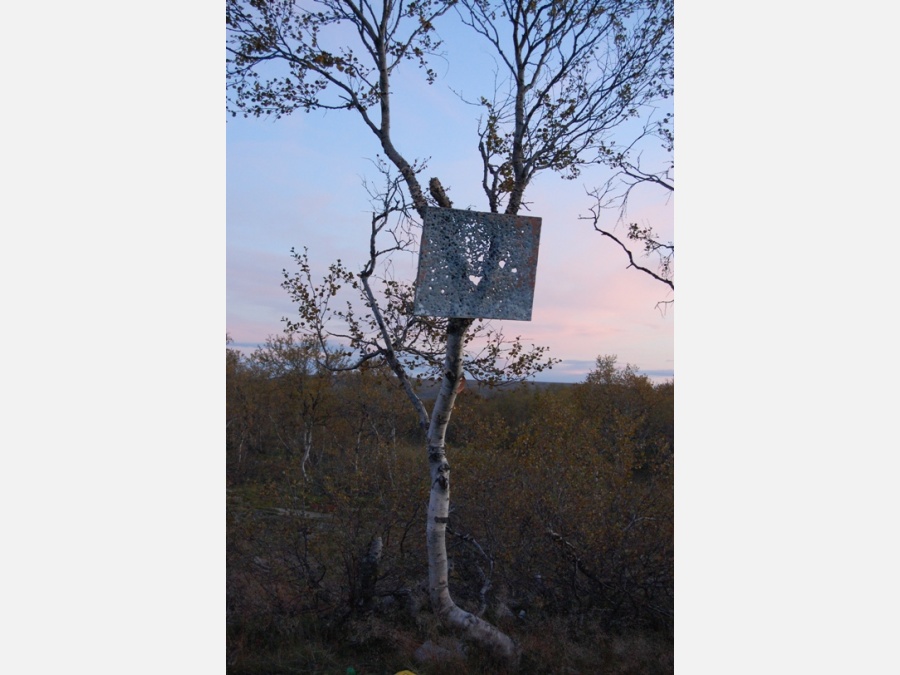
[413,207,542,321]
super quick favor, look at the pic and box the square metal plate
[413,207,542,320]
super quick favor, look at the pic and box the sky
[226,13,674,384]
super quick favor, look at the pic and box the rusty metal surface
[413,207,542,321]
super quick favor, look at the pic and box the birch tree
[277,170,551,661]
[228,0,672,664]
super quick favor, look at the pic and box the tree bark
[425,317,519,664]
[300,426,313,478]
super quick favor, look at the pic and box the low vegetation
[227,338,673,674]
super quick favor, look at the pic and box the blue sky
[226,13,674,383]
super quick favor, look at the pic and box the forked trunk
[425,318,519,665]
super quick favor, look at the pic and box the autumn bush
[450,362,673,632]
[227,341,673,673]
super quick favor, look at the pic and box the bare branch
[591,223,673,290]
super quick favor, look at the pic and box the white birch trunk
[300,426,313,478]
[425,318,519,664]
